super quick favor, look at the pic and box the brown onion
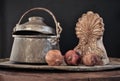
[82,53,103,66]
[45,50,63,66]
[64,50,81,65]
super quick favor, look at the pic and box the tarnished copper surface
[10,7,62,63]
[0,58,120,71]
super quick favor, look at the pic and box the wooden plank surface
[0,70,120,81]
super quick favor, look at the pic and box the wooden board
[0,69,120,81]
[0,58,120,72]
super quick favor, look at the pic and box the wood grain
[0,70,120,81]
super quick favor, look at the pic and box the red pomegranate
[64,50,81,65]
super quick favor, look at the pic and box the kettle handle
[17,7,62,37]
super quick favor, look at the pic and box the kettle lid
[14,16,55,34]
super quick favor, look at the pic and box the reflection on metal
[10,7,62,63]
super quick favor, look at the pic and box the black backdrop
[0,0,120,58]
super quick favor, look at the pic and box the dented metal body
[10,8,62,63]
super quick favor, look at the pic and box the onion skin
[64,50,81,65]
[82,53,103,66]
[45,50,64,66]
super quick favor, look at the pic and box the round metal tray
[0,58,120,72]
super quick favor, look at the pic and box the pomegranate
[45,50,64,66]
[64,50,81,65]
[82,53,103,66]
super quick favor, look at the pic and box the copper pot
[10,7,62,63]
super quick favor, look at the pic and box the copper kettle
[10,7,62,63]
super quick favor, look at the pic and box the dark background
[0,0,120,58]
